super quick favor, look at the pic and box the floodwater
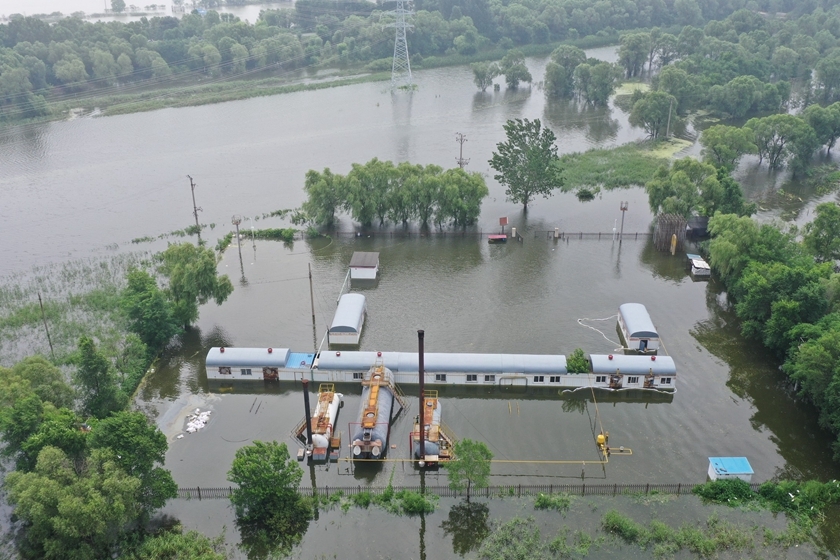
[3,49,840,556]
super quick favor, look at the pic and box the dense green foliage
[157,243,234,328]
[559,142,669,193]
[693,478,840,521]
[445,438,493,499]
[645,160,755,218]
[227,441,312,556]
[74,335,127,418]
[706,208,840,459]
[121,529,228,560]
[489,118,564,210]
[301,159,488,228]
[565,348,589,373]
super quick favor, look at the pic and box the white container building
[329,293,366,345]
[205,347,315,380]
[349,252,379,280]
[589,354,676,390]
[618,303,660,353]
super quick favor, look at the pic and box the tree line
[704,204,840,460]
[301,158,489,228]
[0,0,819,122]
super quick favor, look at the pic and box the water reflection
[0,121,50,165]
[638,236,688,284]
[690,281,836,482]
[543,98,620,144]
[391,91,414,161]
[440,500,491,556]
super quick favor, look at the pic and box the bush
[692,479,756,504]
[602,510,645,543]
[397,490,436,514]
[566,348,589,373]
[534,492,571,511]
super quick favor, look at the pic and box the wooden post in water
[418,329,425,465]
[38,293,55,360]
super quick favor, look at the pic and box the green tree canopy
[700,124,756,171]
[804,103,840,153]
[471,61,499,92]
[618,32,650,77]
[444,438,493,500]
[73,336,126,419]
[489,118,564,210]
[744,113,813,169]
[3,356,75,409]
[6,446,142,560]
[302,167,345,227]
[158,243,234,328]
[500,49,531,89]
[645,158,731,218]
[121,269,180,351]
[803,202,840,264]
[629,91,676,139]
[227,441,311,555]
[122,530,228,560]
[88,411,177,517]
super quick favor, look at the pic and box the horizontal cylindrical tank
[414,400,443,458]
[311,393,342,449]
[352,385,394,459]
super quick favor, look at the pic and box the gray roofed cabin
[329,293,366,345]
[205,347,315,380]
[349,252,379,280]
[617,303,660,353]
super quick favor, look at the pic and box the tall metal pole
[455,132,469,169]
[417,329,425,465]
[665,98,673,138]
[308,263,316,326]
[302,379,313,450]
[619,201,628,245]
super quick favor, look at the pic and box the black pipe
[418,329,425,463]
[302,379,313,447]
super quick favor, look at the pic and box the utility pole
[37,293,55,360]
[187,175,202,244]
[665,98,674,138]
[455,132,470,169]
[308,263,316,327]
[231,215,243,272]
[619,201,629,244]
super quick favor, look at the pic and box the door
[263,367,279,380]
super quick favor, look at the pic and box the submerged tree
[489,118,564,211]
[158,243,234,329]
[228,441,312,556]
[471,61,499,92]
[74,336,126,419]
[444,439,493,501]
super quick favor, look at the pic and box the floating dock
[412,390,455,465]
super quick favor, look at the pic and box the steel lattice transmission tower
[388,0,414,90]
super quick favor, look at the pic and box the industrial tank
[351,366,394,459]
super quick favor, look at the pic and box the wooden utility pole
[187,175,202,243]
[455,132,470,169]
[38,293,55,360]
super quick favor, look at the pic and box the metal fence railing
[176,481,761,500]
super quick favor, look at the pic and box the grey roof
[619,303,659,339]
[316,351,567,374]
[350,252,379,268]
[590,354,675,375]
[330,294,366,333]
[206,347,291,367]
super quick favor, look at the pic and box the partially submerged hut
[617,303,660,353]
[589,354,676,390]
[349,252,379,280]
[329,293,366,345]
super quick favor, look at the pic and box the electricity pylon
[387,0,414,91]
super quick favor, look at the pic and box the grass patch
[614,81,650,96]
[646,137,693,159]
[534,492,572,512]
[559,141,669,191]
[601,510,756,557]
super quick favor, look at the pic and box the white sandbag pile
[185,408,212,434]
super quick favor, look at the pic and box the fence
[304,231,652,241]
[176,481,761,500]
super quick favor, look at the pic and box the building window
[435,374,447,382]
[550,376,561,383]
[241,368,252,376]
[533,375,544,383]
[466,374,477,382]
[484,375,495,383]
[627,376,638,384]
[353,372,364,380]
[219,367,231,375]
[661,377,671,384]
[595,375,607,383]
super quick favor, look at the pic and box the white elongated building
[329,294,366,345]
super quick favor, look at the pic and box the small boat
[488,234,507,244]
[413,390,455,465]
[686,253,711,278]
